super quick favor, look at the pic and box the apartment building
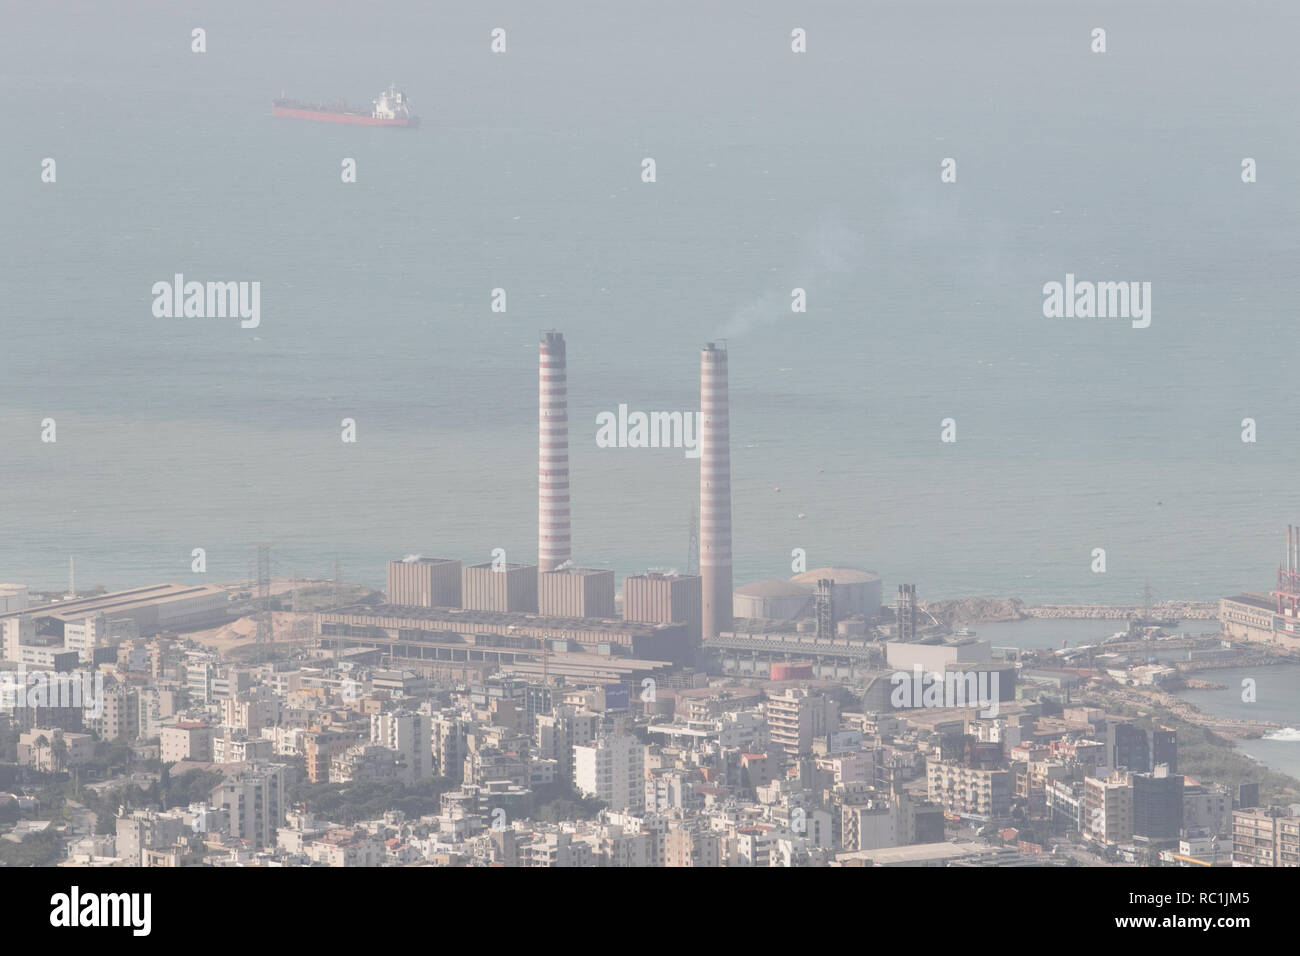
[210,763,287,849]
[1232,807,1300,867]
[161,722,213,763]
[765,687,839,759]
[370,710,433,783]
[927,761,1013,819]
[574,734,646,812]
[536,705,598,782]
[1084,772,1134,845]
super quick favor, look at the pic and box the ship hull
[272,105,418,128]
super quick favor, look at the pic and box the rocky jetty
[922,597,1028,625]
[920,597,1219,625]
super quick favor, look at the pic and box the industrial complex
[301,333,904,694]
[1,330,1296,875]
[1219,523,1300,650]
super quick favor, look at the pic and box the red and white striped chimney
[539,331,571,572]
[700,341,733,639]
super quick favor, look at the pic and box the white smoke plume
[719,215,864,338]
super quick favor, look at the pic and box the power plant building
[316,603,692,667]
[886,640,992,672]
[623,573,702,643]
[462,563,539,613]
[1220,593,1300,650]
[386,558,462,608]
[539,568,615,619]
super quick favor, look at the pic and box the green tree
[0,829,62,866]
[51,737,68,774]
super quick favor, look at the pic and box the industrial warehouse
[1218,524,1300,650]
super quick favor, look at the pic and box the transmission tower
[897,584,918,642]
[814,578,836,639]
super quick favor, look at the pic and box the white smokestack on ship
[539,331,571,573]
[700,341,733,639]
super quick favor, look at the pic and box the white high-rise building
[371,710,433,783]
[64,614,139,664]
[1,615,34,662]
[536,705,598,782]
[84,677,128,741]
[574,734,646,812]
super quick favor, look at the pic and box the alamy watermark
[152,274,261,329]
[0,666,104,717]
[595,404,700,459]
[1042,273,1151,329]
[889,665,1000,718]
[50,886,151,936]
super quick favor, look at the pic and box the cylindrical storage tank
[732,579,813,621]
[789,568,882,620]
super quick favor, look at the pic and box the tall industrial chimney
[700,342,733,639]
[539,331,571,573]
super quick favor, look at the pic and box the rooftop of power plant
[539,567,612,577]
[725,617,853,635]
[1224,593,1276,611]
[319,603,678,635]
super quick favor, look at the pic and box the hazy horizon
[3,0,1299,605]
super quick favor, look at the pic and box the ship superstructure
[272,84,419,127]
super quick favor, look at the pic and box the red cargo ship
[272,84,419,128]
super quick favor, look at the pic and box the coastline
[923,596,1219,624]
[915,598,1300,795]
[1089,683,1300,804]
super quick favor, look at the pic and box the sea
[3,0,1300,620]
[975,619,1300,778]
[1171,664,1300,781]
